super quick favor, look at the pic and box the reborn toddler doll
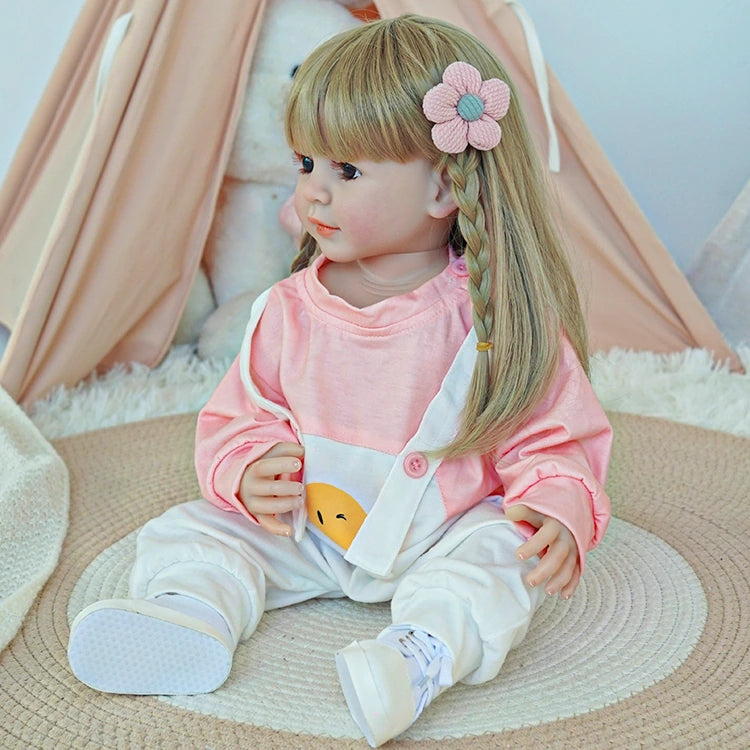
[69,14,612,748]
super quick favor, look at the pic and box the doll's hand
[239,442,305,537]
[504,504,580,599]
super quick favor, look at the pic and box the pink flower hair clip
[422,61,511,154]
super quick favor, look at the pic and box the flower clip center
[456,93,485,122]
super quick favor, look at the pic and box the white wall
[521,0,750,271]
[1,0,748,272]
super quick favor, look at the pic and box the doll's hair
[285,14,588,458]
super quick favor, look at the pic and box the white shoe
[335,626,453,747]
[68,597,233,695]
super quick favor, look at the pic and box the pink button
[404,452,428,478]
[451,256,469,277]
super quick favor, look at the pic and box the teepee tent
[0,0,740,405]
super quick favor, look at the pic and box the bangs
[285,21,439,163]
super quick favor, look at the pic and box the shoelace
[382,628,453,714]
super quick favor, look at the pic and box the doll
[68,15,612,747]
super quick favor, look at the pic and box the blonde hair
[285,15,588,458]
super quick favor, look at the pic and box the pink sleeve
[195,349,298,520]
[494,338,612,571]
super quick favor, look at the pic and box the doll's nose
[300,171,331,204]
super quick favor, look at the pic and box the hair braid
[446,152,495,401]
[290,233,319,273]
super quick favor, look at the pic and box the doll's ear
[427,168,457,219]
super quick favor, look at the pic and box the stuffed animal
[180,0,363,360]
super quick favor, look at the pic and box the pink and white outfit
[129,252,612,685]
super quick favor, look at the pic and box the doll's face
[293,153,454,267]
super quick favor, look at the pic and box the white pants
[129,499,543,684]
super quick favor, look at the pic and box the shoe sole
[68,599,232,695]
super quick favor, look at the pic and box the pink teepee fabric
[0,0,740,405]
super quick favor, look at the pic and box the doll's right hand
[239,442,305,537]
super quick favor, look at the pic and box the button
[451,256,469,277]
[404,452,428,478]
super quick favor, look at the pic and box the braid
[446,152,494,405]
[290,233,319,273]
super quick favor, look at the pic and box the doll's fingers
[255,454,304,479]
[515,537,539,562]
[255,513,293,537]
[560,567,581,600]
[263,479,304,498]
[242,445,304,500]
[505,503,545,528]
[242,474,303,501]
[525,541,565,588]
[515,522,557,561]
[264,442,305,461]
[245,493,304,516]
[526,531,574,586]
[542,548,579,597]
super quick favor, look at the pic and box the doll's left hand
[504,504,580,599]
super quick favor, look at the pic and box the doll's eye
[335,162,361,181]
[290,64,300,78]
[295,154,314,174]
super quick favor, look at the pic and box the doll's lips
[309,217,338,237]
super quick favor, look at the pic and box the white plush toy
[183,0,364,360]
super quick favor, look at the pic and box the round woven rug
[66,519,706,740]
[1,411,748,748]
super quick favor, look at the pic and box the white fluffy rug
[26,344,750,440]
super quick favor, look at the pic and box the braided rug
[0,411,747,748]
